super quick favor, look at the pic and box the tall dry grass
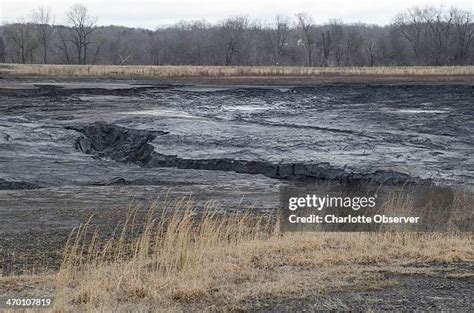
[1,63,473,79]
[58,198,272,279]
[53,196,473,311]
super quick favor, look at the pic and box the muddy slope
[70,122,427,185]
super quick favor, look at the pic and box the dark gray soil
[1,80,472,191]
[0,80,472,254]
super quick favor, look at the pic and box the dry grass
[50,197,473,311]
[1,64,473,80]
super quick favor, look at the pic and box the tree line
[0,4,473,66]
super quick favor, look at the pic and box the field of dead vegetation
[0,200,472,312]
[1,64,474,83]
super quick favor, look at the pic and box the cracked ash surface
[0,79,473,273]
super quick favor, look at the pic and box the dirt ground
[0,263,472,311]
[249,263,474,312]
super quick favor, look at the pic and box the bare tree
[218,17,249,66]
[296,13,316,66]
[328,20,345,66]
[189,21,210,65]
[91,35,105,65]
[344,28,364,65]
[318,29,332,66]
[0,5,472,66]
[267,16,289,65]
[0,37,5,63]
[149,34,164,65]
[394,7,429,63]
[107,30,134,65]
[424,7,453,65]
[366,39,377,66]
[4,21,38,64]
[66,4,97,64]
[56,26,71,64]
[32,6,54,64]
[451,8,474,65]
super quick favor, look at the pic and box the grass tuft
[52,197,473,311]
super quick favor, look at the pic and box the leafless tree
[424,7,453,65]
[149,34,164,65]
[4,21,38,64]
[451,8,474,65]
[56,26,71,64]
[296,13,316,66]
[318,29,333,66]
[0,5,472,67]
[66,4,97,64]
[32,6,54,64]
[328,20,345,66]
[267,16,289,65]
[344,28,364,65]
[394,7,429,63]
[219,17,249,65]
[107,30,134,65]
[0,37,5,63]
[366,39,377,66]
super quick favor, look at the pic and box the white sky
[1,0,473,29]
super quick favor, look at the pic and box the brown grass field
[0,196,472,312]
[1,64,474,83]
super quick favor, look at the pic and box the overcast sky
[1,0,473,29]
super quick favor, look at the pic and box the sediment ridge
[70,122,429,185]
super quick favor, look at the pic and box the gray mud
[0,80,473,274]
[70,122,425,184]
